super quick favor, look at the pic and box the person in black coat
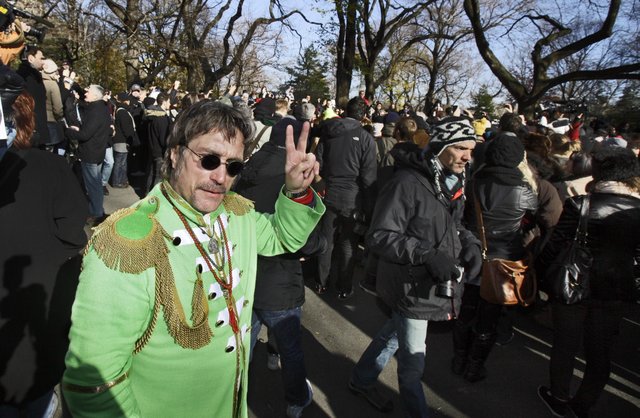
[142,93,171,194]
[0,65,88,416]
[66,84,112,222]
[314,97,377,298]
[112,93,139,188]
[233,118,325,417]
[16,46,49,147]
[349,117,481,416]
[453,134,538,383]
[537,147,640,418]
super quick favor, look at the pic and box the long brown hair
[10,91,35,149]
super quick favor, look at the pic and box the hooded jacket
[368,145,479,320]
[316,117,377,216]
[143,106,170,159]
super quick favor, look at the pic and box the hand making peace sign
[284,122,319,193]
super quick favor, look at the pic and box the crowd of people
[1,34,639,418]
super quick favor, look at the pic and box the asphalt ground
[97,183,640,418]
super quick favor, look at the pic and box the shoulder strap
[575,194,590,244]
[472,186,489,260]
[245,126,269,158]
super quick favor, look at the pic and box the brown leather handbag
[474,192,536,306]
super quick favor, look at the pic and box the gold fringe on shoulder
[89,205,170,275]
[223,193,254,216]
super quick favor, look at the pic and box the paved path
[102,185,640,418]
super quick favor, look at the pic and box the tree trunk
[335,0,358,108]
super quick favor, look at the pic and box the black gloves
[460,244,483,280]
[423,249,461,283]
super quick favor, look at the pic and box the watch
[284,188,309,199]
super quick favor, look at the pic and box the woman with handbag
[452,134,538,382]
[537,147,640,418]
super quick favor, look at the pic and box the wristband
[292,189,314,205]
[284,188,310,199]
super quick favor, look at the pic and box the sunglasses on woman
[183,144,244,176]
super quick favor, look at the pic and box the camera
[0,1,52,44]
[435,266,464,298]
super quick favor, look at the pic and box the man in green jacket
[63,100,324,418]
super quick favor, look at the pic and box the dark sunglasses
[183,145,244,176]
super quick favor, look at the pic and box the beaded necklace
[161,185,244,416]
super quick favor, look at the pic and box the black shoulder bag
[547,195,592,304]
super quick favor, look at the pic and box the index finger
[296,122,310,153]
[285,124,295,156]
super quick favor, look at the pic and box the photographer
[349,117,481,416]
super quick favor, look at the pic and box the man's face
[131,90,141,98]
[29,51,45,71]
[169,130,244,214]
[438,140,476,174]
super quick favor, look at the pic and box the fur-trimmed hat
[427,116,476,156]
[592,147,640,182]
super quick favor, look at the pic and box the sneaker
[337,289,354,300]
[314,283,328,295]
[267,353,280,371]
[286,379,313,418]
[538,385,568,417]
[359,279,378,296]
[348,380,393,413]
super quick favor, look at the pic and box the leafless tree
[464,0,640,116]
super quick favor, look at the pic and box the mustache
[199,183,227,193]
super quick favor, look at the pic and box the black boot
[451,349,468,375]
[451,318,473,375]
[464,332,496,383]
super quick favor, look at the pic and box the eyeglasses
[182,145,244,177]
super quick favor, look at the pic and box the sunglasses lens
[227,161,244,176]
[200,154,221,171]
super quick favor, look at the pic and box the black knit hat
[592,147,640,182]
[485,134,525,168]
[253,97,276,122]
[427,116,476,156]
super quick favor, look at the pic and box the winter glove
[460,244,483,280]
[423,249,461,283]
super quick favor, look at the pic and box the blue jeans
[0,389,57,418]
[351,312,429,418]
[250,307,309,406]
[101,146,114,186]
[81,162,104,217]
[111,151,128,186]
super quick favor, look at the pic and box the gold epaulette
[87,196,171,274]
[223,192,254,216]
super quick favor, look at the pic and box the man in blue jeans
[234,117,326,418]
[349,117,481,417]
[67,84,113,224]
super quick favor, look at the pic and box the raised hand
[284,122,319,193]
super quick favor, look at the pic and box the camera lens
[436,280,455,298]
